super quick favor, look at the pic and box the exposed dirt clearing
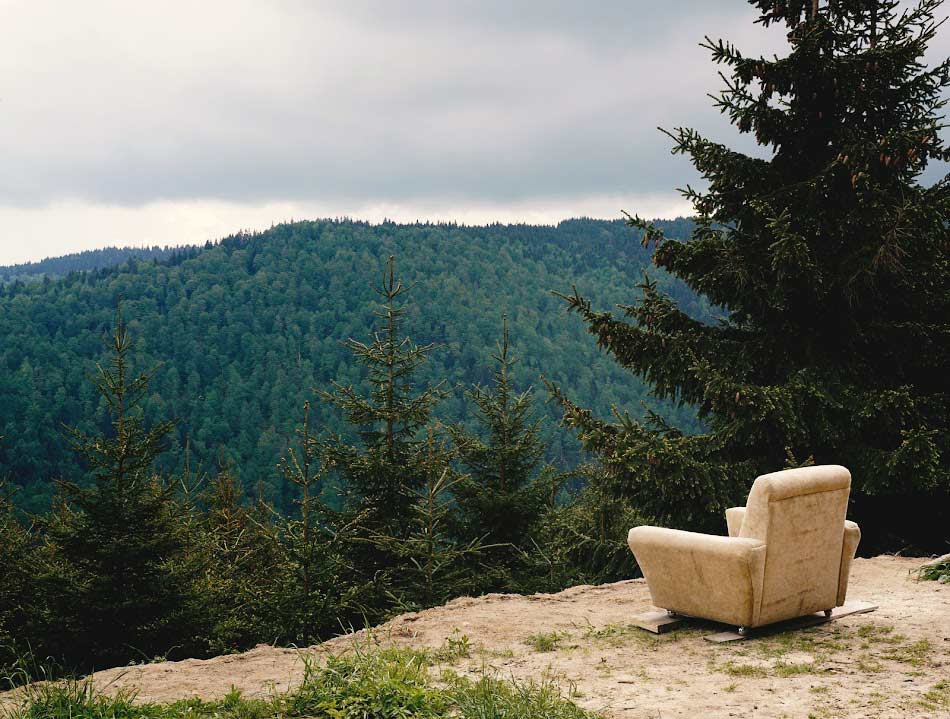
[20,556,950,718]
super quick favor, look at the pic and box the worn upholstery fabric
[725,507,745,537]
[838,520,861,605]
[627,526,766,626]
[628,465,861,629]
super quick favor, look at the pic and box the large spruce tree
[551,0,949,551]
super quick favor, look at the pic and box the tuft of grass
[913,554,950,583]
[433,629,471,663]
[287,646,448,718]
[714,660,768,678]
[582,623,630,642]
[581,622,702,651]
[448,672,593,719]
[3,642,601,719]
[855,623,905,645]
[525,631,569,653]
[856,654,883,673]
[918,680,950,711]
[773,661,817,677]
[881,638,933,667]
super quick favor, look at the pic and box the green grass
[772,661,818,677]
[713,660,768,678]
[735,621,936,678]
[919,680,950,711]
[446,672,592,719]
[880,638,933,667]
[2,642,600,719]
[581,622,702,650]
[432,629,471,663]
[913,554,950,582]
[524,631,570,653]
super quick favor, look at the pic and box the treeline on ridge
[0,245,198,284]
[0,218,709,515]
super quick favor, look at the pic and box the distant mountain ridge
[0,245,200,283]
[0,217,707,514]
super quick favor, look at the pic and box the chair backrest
[739,465,851,624]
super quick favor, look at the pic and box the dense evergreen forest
[0,221,702,674]
[0,217,708,514]
[0,245,195,283]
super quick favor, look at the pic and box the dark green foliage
[532,465,647,589]
[271,401,361,644]
[551,0,950,550]
[277,402,328,637]
[277,402,326,606]
[373,428,485,609]
[0,219,708,515]
[188,469,287,653]
[318,257,450,616]
[0,245,192,284]
[0,482,37,674]
[914,554,950,582]
[41,308,192,669]
[449,318,547,592]
[0,251,658,676]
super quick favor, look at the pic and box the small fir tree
[318,256,446,615]
[449,317,546,590]
[273,401,353,642]
[277,401,328,605]
[44,305,189,668]
[550,0,950,550]
[191,468,285,654]
[371,427,484,609]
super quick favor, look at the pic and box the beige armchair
[627,465,861,634]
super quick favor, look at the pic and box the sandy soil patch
[20,556,950,718]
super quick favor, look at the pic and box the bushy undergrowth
[3,644,599,719]
[914,554,950,583]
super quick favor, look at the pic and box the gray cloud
[0,0,774,208]
[0,0,947,264]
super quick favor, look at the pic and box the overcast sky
[1,1,947,265]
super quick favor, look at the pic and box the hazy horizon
[0,199,690,266]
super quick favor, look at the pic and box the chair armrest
[725,507,746,537]
[837,520,861,605]
[628,526,766,627]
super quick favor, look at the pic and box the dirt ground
[37,556,950,718]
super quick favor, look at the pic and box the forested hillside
[0,245,197,284]
[0,218,708,513]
